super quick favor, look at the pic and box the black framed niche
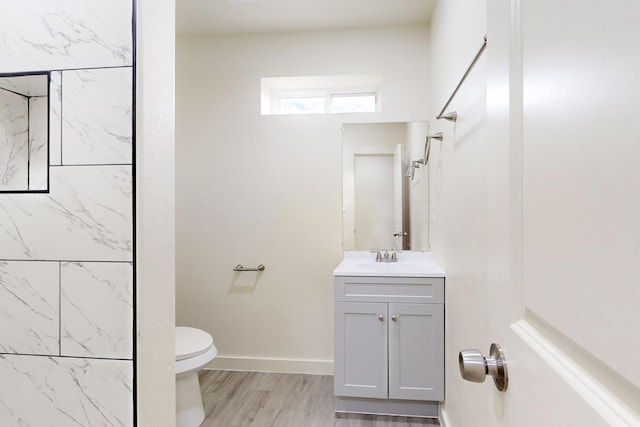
[0,71,50,193]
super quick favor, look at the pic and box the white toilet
[176,326,217,427]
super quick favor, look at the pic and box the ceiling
[177,0,436,36]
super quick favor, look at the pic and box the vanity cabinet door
[334,302,388,399]
[388,303,444,401]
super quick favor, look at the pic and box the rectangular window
[261,75,381,116]
[330,93,377,113]
[279,97,325,115]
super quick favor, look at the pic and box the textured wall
[135,0,177,424]
[427,0,489,426]
[176,26,431,374]
[0,1,135,425]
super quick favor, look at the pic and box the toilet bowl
[176,327,217,427]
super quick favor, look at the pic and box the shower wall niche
[0,1,135,425]
[0,73,49,192]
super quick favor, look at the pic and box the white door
[483,0,640,425]
[354,154,395,249]
[393,143,405,249]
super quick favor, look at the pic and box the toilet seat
[176,327,214,361]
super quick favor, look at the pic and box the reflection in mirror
[0,72,49,192]
[342,122,430,251]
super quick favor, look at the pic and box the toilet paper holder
[233,264,265,272]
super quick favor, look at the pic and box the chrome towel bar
[233,264,265,272]
[437,35,487,122]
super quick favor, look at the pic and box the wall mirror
[0,72,49,192]
[342,121,430,251]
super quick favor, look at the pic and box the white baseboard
[439,406,450,427]
[205,355,334,375]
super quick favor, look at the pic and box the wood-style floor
[199,370,440,427]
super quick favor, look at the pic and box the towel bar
[437,35,487,122]
[233,264,265,272]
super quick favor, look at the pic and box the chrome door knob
[458,349,486,382]
[458,343,508,392]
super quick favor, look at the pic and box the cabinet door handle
[378,315,384,321]
[391,315,398,321]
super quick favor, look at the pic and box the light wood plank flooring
[199,370,440,427]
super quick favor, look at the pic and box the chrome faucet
[375,250,398,263]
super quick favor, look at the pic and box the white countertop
[333,251,445,278]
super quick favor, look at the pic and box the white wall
[427,1,489,426]
[176,26,430,373]
[136,0,176,425]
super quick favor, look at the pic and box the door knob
[458,343,508,392]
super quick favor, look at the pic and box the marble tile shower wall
[0,91,48,191]
[0,1,135,426]
[0,88,29,190]
[29,95,49,190]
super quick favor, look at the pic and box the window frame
[261,75,382,116]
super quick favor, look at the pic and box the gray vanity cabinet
[334,301,389,399]
[334,275,445,416]
[389,302,444,401]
